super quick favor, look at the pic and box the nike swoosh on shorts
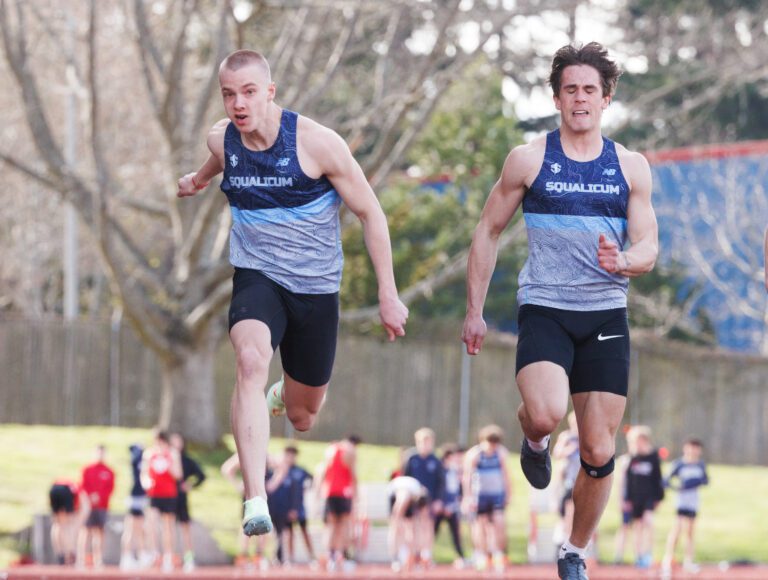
[597,333,624,341]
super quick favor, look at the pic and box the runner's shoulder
[207,118,230,155]
[614,141,651,190]
[502,136,546,186]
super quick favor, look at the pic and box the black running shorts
[476,495,505,516]
[630,497,657,520]
[150,497,177,514]
[49,484,75,514]
[85,508,108,529]
[515,304,630,396]
[228,268,339,387]
[677,508,697,519]
[324,496,352,518]
[176,492,191,523]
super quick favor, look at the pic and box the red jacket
[81,462,115,510]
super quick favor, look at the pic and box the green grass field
[0,425,765,568]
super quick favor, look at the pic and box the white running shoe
[683,561,701,573]
[119,553,137,571]
[266,377,286,417]
[242,496,274,536]
[182,551,195,573]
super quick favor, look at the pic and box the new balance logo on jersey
[230,154,238,168]
[545,181,621,195]
[230,175,294,188]
[550,163,562,174]
[602,168,617,176]
[276,157,290,167]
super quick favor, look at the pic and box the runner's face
[683,444,701,462]
[554,65,610,134]
[219,64,275,132]
[416,436,434,455]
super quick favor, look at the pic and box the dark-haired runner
[462,42,658,579]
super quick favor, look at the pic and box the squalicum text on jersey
[545,181,620,195]
[229,175,294,188]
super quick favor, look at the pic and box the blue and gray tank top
[517,129,629,310]
[220,109,343,294]
[473,449,506,500]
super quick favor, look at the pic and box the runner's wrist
[617,251,631,274]
[378,288,399,302]
[191,174,209,190]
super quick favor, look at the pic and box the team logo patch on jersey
[276,157,290,167]
[230,153,238,168]
[551,163,562,174]
[602,168,616,176]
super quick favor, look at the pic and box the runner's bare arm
[177,120,228,197]
[312,128,409,341]
[599,150,658,276]
[462,143,534,355]
[460,447,480,512]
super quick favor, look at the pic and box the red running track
[3,564,768,580]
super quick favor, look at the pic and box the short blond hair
[478,424,504,444]
[626,425,652,447]
[219,49,271,80]
[414,427,435,443]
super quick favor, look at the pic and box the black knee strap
[581,455,615,479]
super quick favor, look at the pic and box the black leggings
[434,512,463,558]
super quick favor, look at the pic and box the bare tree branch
[362,2,463,176]
[0,151,58,190]
[270,7,309,82]
[88,0,112,198]
[176,189,227,284]
[293,7,358,110]
[184,277,231,331]
[372,8,402,105]
[133,0,162,116]
[114,195,170,218]
[133,0,165,76]
[0,2,68,181]
[342,221,526,322]
[190,3,231,139]
[160,0,196,148]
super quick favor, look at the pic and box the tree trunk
[158,331,223,446]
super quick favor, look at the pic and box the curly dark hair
[549,42,621,97]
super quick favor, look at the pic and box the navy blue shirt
[288,466,312,517]
[177,451,206,496]
[625,450,665,503]
[129,444,145,497]
[404,452,445,501]
[267,471,295,517]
